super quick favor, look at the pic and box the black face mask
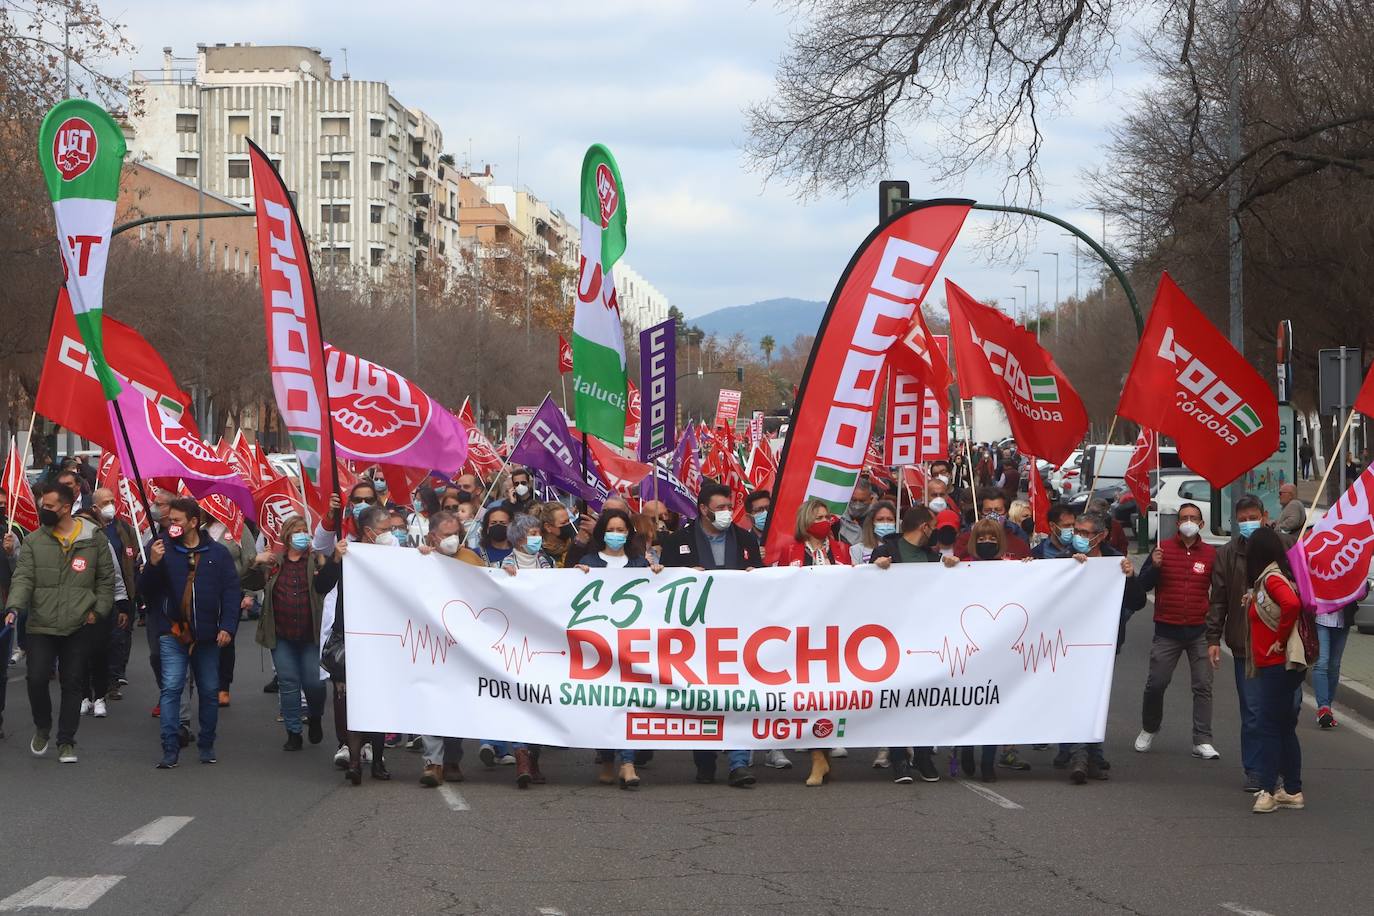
[38,508,60,528]
[1021,517,1035,535]
[975,541,1000,561]
[558,523,577,541]
[487,524,508,543]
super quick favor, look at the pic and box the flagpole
[1298,407,1357,540]
[955,397,979,500]
[474,392,550,509]
[560,374,569,418]
[109,398,161,537]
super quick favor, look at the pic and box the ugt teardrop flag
[767,200,971,565]
[39,100,127,399]
[248,140,339,511]
[1116,273,1277,488]
[572,144,629,445]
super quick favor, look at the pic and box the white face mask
[712,509,733,530]
[98,503,116,522]
[438,534,462,556]
[936,475,950,484]
[1178,521,1201,539]
[928,498,948,513]
[514,483,530,498]
[373,531,398,547]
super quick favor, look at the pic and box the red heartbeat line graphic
[346,619,456,665]
[1011,630,1114,673]
[907,638,978,677]
[495,636,565,675]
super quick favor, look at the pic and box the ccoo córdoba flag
[572,144,629,446]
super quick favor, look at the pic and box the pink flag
[106,385,255,519]
[1290,464,1374,614]
[324,344,468,472]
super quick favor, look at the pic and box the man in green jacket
[3,483,116,763]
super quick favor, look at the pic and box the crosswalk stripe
[0,876,124,911]
[962,781,1024,810]
[438,785,470,811]
[113,816,194,846]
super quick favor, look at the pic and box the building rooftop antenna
[340,47,350,80]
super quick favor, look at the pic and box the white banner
[342,546,1125,748]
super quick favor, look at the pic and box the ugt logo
[595,163,618,227]
[1157,327,1263,437]
[53,117,97,181]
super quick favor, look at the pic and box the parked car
[1355,588,1374,635]
[1146,469,1226,544]
[1081,443,1181,490]
[1050,450,1085,499]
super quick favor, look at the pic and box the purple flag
[672,424,701,499]
[638,319,677,462]
[106,385,256,519]
[509,395,610,507]
[639,465,698,520]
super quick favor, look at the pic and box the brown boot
[619,762,641,790]
[419,764,444,787]
[529,749,547,784]
[805,749,831,787]
[515,748,533,789]
[598,758,616,785]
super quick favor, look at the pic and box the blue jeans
[597,749,635,764]
[159,635,220,756]
[1313,625,1350,709]
[693,749,750,772]
[1233,656,1264,776]
[270,639,325,735]
[1255,664,1304,794]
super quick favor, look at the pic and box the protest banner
[638,319,677,462]
[714,389,742,431]
[342,548,1125,748]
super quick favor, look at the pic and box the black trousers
[0,625,13,731]
[26,628,94,745]
[220,637,235,691]
[109,616,132,682]
[83,614,114,701]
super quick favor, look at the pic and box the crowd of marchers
[2,446,1352,814]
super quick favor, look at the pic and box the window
[321,204,351,224]
[227,159,250,179]
[370,248,384,267]
[175,157,198,179]
[321,116,349,137]
[369,161,383,181]
[370,205,383,224]
[320,160,350,182]
[175,113,198,133]
[227,115,250,137]
[1178,480,1212,502]
[270,115,281,136]
[370,118,384,138]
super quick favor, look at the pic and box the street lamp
[1043,251,1060,344]
[1062,232,1082,327]
[1027,268,1041,337]
[1015,285,1028,325]
[406,189,430,378]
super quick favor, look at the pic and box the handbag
[168,552,199,648]
[321,625,346,679]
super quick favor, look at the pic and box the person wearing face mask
[500,515,556,574]
[953,491,1030,560]
[406,486,440,546]
[1134,502,1219,762]
[474,506,516,567]
[930,509,961,559]
[139,498,240,769]
[662,482,762,787]
[82,488,139,704]
[314,505,395,784]
[73,491,135,717]
[923,477,951,515]
[1206,494,1292,793]
[835,478,876,547]
[1031,504,1080,560]
[417,510,484,567]
[505,468,536,513]
[242,515,328,753]
[778,497,853,570]
[853,499,898,565]
[536,501,577,568]
[743,490,771,537]
[3,484,115,763]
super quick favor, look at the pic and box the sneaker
[1069,759,1087,785]
[117,677,129,687]
[307,716,323,745]
[93,699,107,718]
[405,735,424,751]
[31,731,50,757]
[764,750,792,769]
[80,698,94,717]
[1274,788,1305,809]
[384,733,402,749]
[872,748,891,769]
[694,764,716,784]
[156,753,178,769]
[1134,730,1154,753]
[1317,707,1337,729]
[892,761,914,784]
[217,690,231,707]
[1252,790,1278,813]
[913,751,941,783]
[57,743,78,763]
[478,743,497,767]
[498,754,516,766]
[727,767,756,788]
[829,747,848,758]
[1191,743,1221,760]
[177,725,193,748]
[333,745,350,769]
[199,750,217,764]
[997,749,1031,771]
[263,676,279,693]
[150,705,160,718]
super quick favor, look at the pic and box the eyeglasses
[350,496,377,505]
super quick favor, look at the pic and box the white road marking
[0,876,124,911]
[437,785,470,811]
[1219,902,1277,916]
[113,816,193,846]
[961,781,1023,810]
[536,908,567,916]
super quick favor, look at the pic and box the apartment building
[127,43,442,279]
[614,261,670,334]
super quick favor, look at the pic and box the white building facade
[614,261,670,334]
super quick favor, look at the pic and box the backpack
[1254,562,1318,670]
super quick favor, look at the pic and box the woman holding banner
[473,506,516,567]
[576,508,664,789]
[498,514,557,788]
[852,500,898,566]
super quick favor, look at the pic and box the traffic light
[879,180,911,223]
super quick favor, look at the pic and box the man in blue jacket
[139,498,240,768]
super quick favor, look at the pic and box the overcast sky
[108,0,1151,318]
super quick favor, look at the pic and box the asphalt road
[2,605,1373,916]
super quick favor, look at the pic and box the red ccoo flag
[1116,273,1277,489]
[558,335,574,374]
[1123,428,1156,514]
[3,437,40,531]
[889,306,950,410]
[946,280,1087,465]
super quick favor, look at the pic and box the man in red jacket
[1133,502,1219,760]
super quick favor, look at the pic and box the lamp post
[1043,251,1060,343]
[406,189,432,378]
[1027,267,1041,338]
[1015,285,1028,325]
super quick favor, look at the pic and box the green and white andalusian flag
[572,144,628,446]
[39,99,127,399]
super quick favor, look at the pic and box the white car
[1050,450,1084,499]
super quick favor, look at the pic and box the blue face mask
[874,522,897,538]
[525,535,543,553]
[412,498,425,513]
[603,531,628,550]
[1060,526,1076,544]
[752,511,768,529]
[1071,533,1094,553]
[393,530,409,547]
[1238,520,1261,539]
[351,503,368,521]
[289,532,311,551]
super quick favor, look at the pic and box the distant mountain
[690,298,827,352]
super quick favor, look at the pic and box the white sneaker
[1133,730,1153,753]
[1252,790,1278,813]
[872,748,891,769]
[764,750,792,769]
[333,745,350,769]
[498,754,516,766]
[80,698,94,717]
[830,747,849,758]
[360,744,373,764]
[93,699,108,718]
[1191,743,1220,760]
